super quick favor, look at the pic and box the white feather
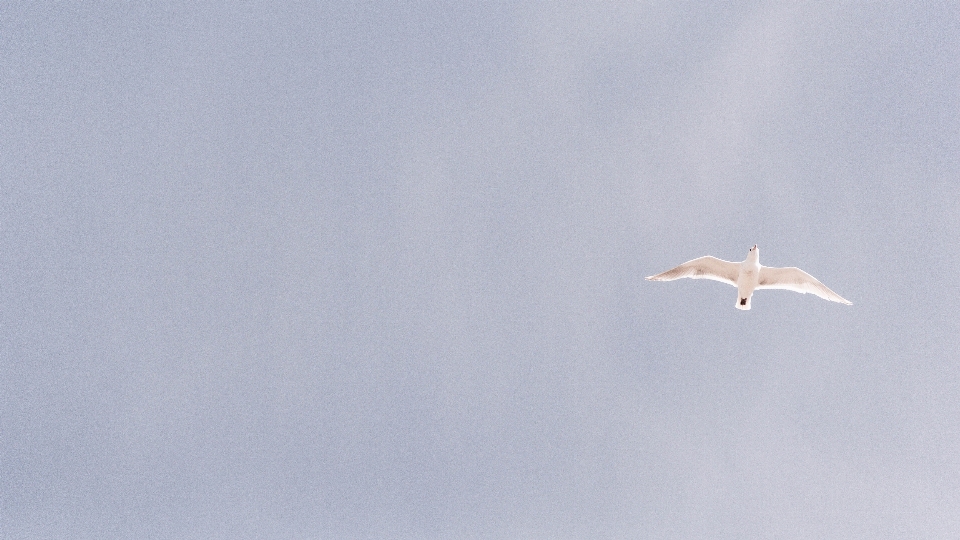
[645,256,739,286]
[757,266,852,305]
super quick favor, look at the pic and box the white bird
[646,245,852,310]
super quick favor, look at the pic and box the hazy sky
[3,1,959,538]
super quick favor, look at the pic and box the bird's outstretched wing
[757,266,852,305]
[645,256,739,287]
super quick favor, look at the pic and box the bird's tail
[736,296,751,310]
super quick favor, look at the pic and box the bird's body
[646,245,851,310]
[736,251,761,310]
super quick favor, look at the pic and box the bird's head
[748,244,759,259]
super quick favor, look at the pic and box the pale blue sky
[3,2,959,538]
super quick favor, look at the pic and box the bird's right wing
[757,266,852,305]
[645,256,739,287]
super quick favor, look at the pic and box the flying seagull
[646,245,852,310]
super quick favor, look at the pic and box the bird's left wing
[645,256,738,287]
[757,266,852,305]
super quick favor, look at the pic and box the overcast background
[3,1,959,538]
